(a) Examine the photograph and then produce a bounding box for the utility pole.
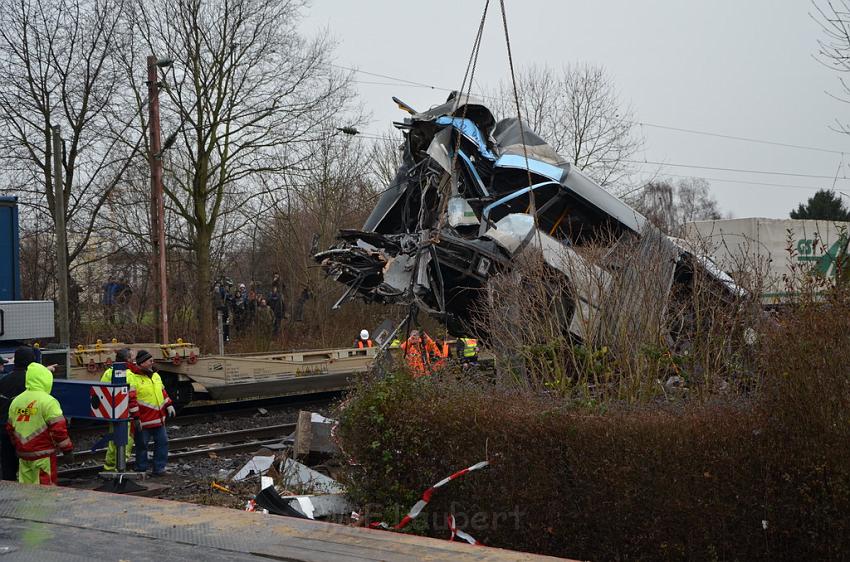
[52,126,70,346]
[147,55,169,345]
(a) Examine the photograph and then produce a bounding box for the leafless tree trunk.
[123,0,358,347]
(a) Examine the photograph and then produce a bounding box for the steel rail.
[59,422,296,478]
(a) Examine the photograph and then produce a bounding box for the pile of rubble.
[206,411,353,521]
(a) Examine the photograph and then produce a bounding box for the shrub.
[337,363,849,560]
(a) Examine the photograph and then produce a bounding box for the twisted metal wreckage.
[315,94,741,346]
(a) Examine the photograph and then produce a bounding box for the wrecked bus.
[315,94,741,348]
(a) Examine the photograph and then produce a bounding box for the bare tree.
[122,0,358,346]
[812,0,850,133]
[630,177,722,235]
[490,63,642,190]
[368,128,405,189]
[0,0,140,282]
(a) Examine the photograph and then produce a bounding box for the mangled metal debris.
[232,455,275,482]
[255,488,354,520]
[279,457,344,494]
[315,93,742,344]
[254,457,352,519]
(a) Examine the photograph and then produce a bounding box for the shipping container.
[684,218,850,304]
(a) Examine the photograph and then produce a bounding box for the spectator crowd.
[212,273,313,342]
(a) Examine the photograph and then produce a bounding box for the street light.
[148,54,170,345]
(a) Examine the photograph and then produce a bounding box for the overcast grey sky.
[303,1,849,219]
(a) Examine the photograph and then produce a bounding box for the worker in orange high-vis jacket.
[130,350,175,476]
[355,329,373,348]
[6,362,73,485]
[400,329,445,377]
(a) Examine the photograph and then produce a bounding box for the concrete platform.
[0,482,566,561]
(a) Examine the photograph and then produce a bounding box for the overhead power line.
[337,64,850,156]
[635,121,846,156]
[332,64,444,90]
[356,129,849,181]
[640,172,836,192]
[627,159,846,180]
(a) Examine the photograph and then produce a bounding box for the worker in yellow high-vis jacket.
[6,363,73,484]
[100,348,137,471]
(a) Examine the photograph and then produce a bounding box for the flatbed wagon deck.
[161,346,379,400]
[69,343,381,406]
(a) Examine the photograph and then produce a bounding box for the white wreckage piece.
[315,92,742,343]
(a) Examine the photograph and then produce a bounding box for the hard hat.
[360,329,369,340]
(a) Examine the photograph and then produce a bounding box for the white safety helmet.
[360,329,369,340]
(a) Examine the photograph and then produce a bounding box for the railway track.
[68,391,340,439]
[177,391,341,423]
[59,422,297,479]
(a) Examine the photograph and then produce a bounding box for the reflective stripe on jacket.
[102,365,140,419]
[461,338,479,358]
[6,363,72,460]
[129,370,171,429]
[400,336,444,377]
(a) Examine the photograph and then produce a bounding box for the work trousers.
[18,455,58,485]
[0,429,19,481]
[103,423,135,471]
[135,425,168,474]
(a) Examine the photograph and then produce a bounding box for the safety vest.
[356,339,373,349]
[401,336,444,377]
[129,370,171,429]
[460,338,479,358]
[6,363,72,460]
[102,364,140,419]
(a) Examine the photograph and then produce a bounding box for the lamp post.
[147,55,172,345]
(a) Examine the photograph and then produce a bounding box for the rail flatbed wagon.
[69,341,380,408]
[158,346,379,402]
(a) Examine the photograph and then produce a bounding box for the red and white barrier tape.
[368,460,490,531]
[447,514,480,545]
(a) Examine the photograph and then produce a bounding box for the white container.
[0,300,54,340]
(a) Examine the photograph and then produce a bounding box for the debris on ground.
[278,457,344,495]
[294,410,339,460]
[231,455,275,482]
[255,488,353,520]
